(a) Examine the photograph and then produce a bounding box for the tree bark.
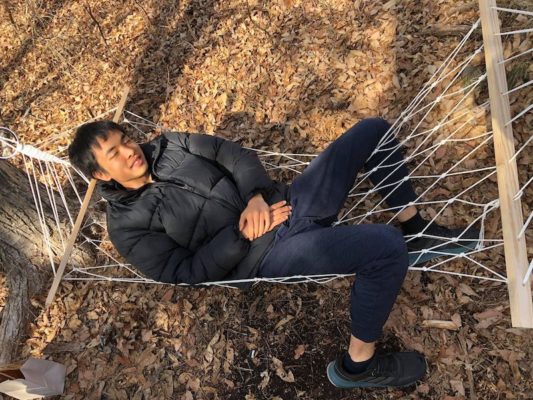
[0,159,92,365]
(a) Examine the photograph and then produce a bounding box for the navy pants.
[258,118,417,342]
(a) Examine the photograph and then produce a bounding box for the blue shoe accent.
[327,361,388,388]
[408,238,480,266]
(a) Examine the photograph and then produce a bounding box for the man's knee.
[344,118,392,152]
[378,222,405,247]
[354,117,391,139]
[377,224,409,275]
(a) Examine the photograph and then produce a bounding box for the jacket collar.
[97,137,163,203]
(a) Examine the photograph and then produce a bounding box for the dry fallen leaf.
[258,370,270,390]
[294,344,305,360]
[271,357,295,383]
[274,315,294,330]
[450,379,465,396]
[181,391,193,400]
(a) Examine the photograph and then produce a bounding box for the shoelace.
[370,354,397,377]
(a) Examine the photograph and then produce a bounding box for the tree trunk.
[0,159,92,365]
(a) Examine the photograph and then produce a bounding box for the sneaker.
[406,223,480,266]
[327,351,427,389]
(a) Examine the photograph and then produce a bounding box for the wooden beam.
[479,0,533,328]
[45,86,130,307]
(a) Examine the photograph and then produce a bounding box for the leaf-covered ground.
[1,0,532,399]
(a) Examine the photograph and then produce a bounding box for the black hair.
[68,120,126,178]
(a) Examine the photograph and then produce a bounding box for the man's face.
[91,130,149,187]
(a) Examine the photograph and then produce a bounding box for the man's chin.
[132,164,148,175]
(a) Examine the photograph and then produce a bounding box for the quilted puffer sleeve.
[164,132,274,203]
[109,223,251,284]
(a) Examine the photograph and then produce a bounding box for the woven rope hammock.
[1,1,531,327]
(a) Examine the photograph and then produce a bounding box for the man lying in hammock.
[68,118,479,389]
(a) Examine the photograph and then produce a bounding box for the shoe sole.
[326,361,424,389]
[408,239,480,266]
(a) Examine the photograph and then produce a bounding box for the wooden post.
[45,86,130,307]
[479,0,533,327]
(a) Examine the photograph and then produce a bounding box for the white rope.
[494,6,533,17]
[123,110,162,128]
[511,133,533,161]
[348,114,489,221]
[51,163,77,230]
[41,161,65,250]
[371,101,489,159]
[0,127,20,159]
[264,161,306,174]
[71,164,90,185]
[380,132,492,218]
[415,243,503,272]
[410,266,506,283]
[122,116,158,127]
[79,234,147,279]
[382,44,484,136]
[64,275,160,283]
[414,165,497,178]
[30,159,55,271]
[518,211,533,240]
[418,242,506,280]
[382,21,482,139]
[124,118,150,137]
[15,143,69,164]
[24,155,57,275]
[69,263,130,270]
[506,103,533,126]
[345,164,496,202]
[497,28,533,36]
[63,164,85,204]
[402,191,493,250]
[390,160,496,231]
[407,74,487,119]
[503,79,533,96]
[253,149,317,157]
[63,262,154,283]
[499,47,533,64]
[478,199,500,248]
[340,112,494,226]
[350,52,487,197]
[250,152,308,164]
[464,254,508,281]
[340,198,500,219]
[387,70,488,168]
[514,175,533,201]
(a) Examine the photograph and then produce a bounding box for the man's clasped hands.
[238,194,292,241]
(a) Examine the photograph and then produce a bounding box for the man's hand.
[239,194,271,240]
[239,198,292,240]
[267,200,292,231]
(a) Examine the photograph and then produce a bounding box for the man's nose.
[125,146,135,158]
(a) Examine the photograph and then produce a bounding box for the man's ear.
[93,169,111,181]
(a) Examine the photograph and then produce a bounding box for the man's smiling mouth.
[130,155,143,168]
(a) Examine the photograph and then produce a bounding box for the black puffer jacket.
[98,132,290,288]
